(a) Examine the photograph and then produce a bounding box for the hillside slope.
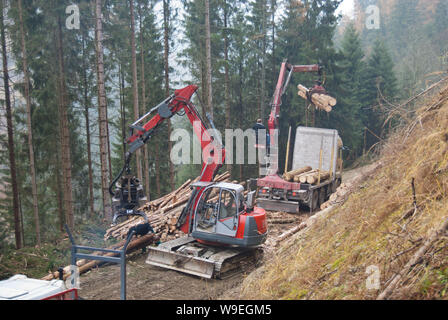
[239,83,448,300]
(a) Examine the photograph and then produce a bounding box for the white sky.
[336,0,355,18]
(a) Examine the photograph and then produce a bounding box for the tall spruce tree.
[331,24,364,160]
[360,39,397,150]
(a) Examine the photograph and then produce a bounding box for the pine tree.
[17,0,40,245]
[1,0,23,249]
[95,0,112,222]
[163,0,175,192]
[360,39,397,150]
[331,24,365,160]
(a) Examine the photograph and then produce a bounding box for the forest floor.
[78,165,369,300]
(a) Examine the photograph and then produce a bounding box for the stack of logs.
[297,84,337,113]
[283,166,331,185]
[104,171,233,242]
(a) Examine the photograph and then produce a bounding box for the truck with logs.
[256,126,343,214]
[252,60,342,214]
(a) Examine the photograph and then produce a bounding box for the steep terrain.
[234,83,448,300]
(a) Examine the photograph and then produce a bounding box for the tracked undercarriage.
[146,236,263,279]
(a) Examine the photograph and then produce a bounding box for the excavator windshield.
[194,185,241,237]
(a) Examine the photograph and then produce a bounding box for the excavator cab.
[146,181,267,279]
[194,183,245,238]
[186,182,267,248]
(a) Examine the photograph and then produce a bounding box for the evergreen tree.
[360,38,397,150]
[331,24,365,160]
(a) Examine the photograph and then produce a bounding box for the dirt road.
[79,166,369,300]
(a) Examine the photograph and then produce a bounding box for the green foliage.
[330,24,365,160]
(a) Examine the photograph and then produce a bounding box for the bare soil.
[78,166,367,300]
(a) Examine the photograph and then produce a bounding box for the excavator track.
[146,236,263,279]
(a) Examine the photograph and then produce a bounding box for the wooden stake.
[284,126,292,175]
[317,137,324,185]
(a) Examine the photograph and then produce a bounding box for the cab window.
[219,190,238,220]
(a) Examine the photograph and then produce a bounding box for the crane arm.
[267,61,321,148]
[111,84,225,233]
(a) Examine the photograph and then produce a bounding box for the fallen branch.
[377,216,448,300]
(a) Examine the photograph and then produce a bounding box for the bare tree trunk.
[56,17,74,230]
[163,0,174,191]
[130,0,143,183]
[238,59,244,182]
[95,0,112,222]
[155,141,161,197]
[106,104,112,183]
[1,2,22,249]
[139,4,150,201]
[81,33,95,219]
[119,63,126,163]
[18,0,40,245]
[200,60,206,119]
[204,0,213,119]
[271,0,276,77]
[223,0,231,175]
[259,0,267,121]
[55,153,64,232]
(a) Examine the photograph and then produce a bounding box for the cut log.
[283,166,312,182]
[297,84,336,113]
[295,170,319,183]
[306,171,330,185]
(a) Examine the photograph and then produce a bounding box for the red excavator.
[110,84,267,279]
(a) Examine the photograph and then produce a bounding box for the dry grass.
[239,85,448,300]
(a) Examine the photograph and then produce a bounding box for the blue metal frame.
[65,225,135,300]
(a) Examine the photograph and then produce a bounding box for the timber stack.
[283,166,331,185]
[104,171,232,242]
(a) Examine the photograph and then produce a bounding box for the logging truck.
[256,126,343,214]
[252,60,341,214]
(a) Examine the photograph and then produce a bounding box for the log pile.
[320,182,350,210]
[297,84,337,112]
[283,166,331,185]
[302,170,330,185]
[104,171,232,243]
[283,166,312,182]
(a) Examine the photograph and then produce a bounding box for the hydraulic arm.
[109,85,225,231]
